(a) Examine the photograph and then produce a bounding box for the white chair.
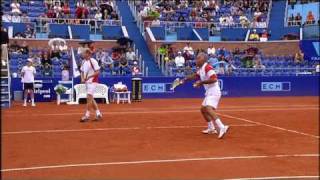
[74,83,109,104]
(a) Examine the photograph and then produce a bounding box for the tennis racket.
[170,78,183,90]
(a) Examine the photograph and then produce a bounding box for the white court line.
[2,124,257,135]
[2,107,318,117]
[64,104,319,112]
[1,154,318,172]
[219,113,320,139]
[223,175,320,180]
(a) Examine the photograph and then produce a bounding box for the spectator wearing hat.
[21,58,36,107]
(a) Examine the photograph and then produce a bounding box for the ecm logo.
[261,82,291,92]
[143,83,166,93]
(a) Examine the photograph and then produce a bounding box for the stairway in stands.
[116,1,163,76]
[1,46,11,108]
[268,0,300,40]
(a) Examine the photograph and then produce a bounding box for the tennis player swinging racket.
[171,52,229,139]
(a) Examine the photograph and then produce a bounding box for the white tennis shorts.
[202,94,221,109]
[86,83,97,95]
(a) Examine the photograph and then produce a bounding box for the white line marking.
[223,175,320,180]
[219,113,320,139]
[1,154,318,172]
[2,107,318,117]
[2,124,257,135]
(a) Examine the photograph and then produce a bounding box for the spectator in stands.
[94,9,103,20]
[11,0,21,15]
[47,4,56,18]
[100,51,114,69]
[25,25,35,38]
[294,50,304,64]
[288,13,295,26]
[111,50,121,62]
[2,12,12,22]
[11,12,21,23]
[175,51,185,68]
[31,53,41,67]
[9,40,21,54]
[315,62,320,74]
[242,45,258,68]
[53,2,62,17]
[14,32,25,39]
[306,11,315,25]
[207,44,216,55]
[20,41,29,55]
[61,65,70,81]
[119,55,129,75]
[183,43,194,61]
[240,14,250,28]
[1,27,9,67]
[62,2,71,17]
[253,57,266,70]
[132,60,141,76]
[21,13,30,23]
[208,53,219,68]
[249,29,260,41]
[41,52,52,66]
[42,62,53,77]
[126,48,136,62]
[295,13,302,26]
[260,29,269,42]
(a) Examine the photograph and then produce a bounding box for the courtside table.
[113,91,131,104]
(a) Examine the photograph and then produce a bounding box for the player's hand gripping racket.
[170,78,184,91]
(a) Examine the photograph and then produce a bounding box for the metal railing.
[166,67,317,77]
[5,17,122,34]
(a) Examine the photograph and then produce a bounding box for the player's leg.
[92,99,102,121]
[81,84,93,122]
[201,98,217,134]
[88,83,102,121]
[23,84,28,106]
[30,83,35,106]
[205,96,229,138]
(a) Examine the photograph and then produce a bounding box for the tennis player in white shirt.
[80,48,102,122]
[182,52,229,139]
[21,58,36,107]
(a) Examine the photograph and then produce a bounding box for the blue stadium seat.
[48,24,69,39]
[70,24,90,40]
[102,26,123,40]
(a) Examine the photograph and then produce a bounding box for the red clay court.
[1,96,319,180]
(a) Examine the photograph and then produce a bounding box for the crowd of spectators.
[2,0,119,23]
[288,11,317,26]
[135,0,270,28]
[157,42,277,76]
[248,29,270,41]
[8,40,141,78]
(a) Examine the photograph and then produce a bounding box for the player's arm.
[85,69,100,80]
[81,71,85,83]
[21,68,25,78]
[194,73,217,87]
[182,73,199,83]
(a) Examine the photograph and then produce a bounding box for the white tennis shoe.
[202,128,218,134]
[218,125,229,139]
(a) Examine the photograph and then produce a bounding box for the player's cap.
[178,51,182,54]
[27,58,33,63]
